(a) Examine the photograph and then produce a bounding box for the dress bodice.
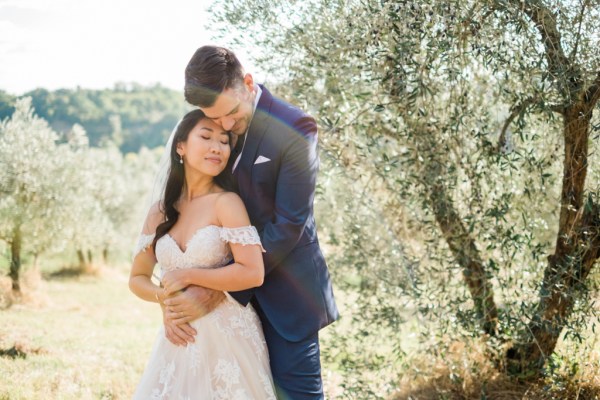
[134,225,263,273]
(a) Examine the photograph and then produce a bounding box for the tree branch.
[585,70,600,108]
[549,103,566,114]
[462,6,496,38]
[515,0,570,77]
[381,124,499,336]
[498,97,566,150]
[500,0,582,99]
[568,0,589,63]
[498,97,536,151]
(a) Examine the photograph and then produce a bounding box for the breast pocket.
[252,157,277,190]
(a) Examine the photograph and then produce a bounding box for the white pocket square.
[254,156,271,165]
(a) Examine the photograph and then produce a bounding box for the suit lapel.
[239,85,272,176]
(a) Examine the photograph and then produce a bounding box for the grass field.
[0,265,347,399]
[1,264,599,399]
[0,265,168,400]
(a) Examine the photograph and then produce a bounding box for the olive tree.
[0,98,77,291]
[40,127,159,269]
[210,0,600,384]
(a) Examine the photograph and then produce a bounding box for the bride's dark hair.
[152,109,235,251]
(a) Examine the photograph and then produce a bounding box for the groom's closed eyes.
[205,102,240,121]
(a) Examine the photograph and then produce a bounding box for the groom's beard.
[232,115,251,135]
[231,95,255,135]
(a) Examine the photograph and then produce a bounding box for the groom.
[162,46,338,399]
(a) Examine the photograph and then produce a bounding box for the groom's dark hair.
[184,46,245,107]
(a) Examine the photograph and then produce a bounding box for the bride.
[129,109,276,399]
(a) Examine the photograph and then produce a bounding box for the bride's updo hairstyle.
[152,109,235,251]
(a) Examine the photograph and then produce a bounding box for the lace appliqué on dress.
[133,233,155,259]
[219,226,266,252]
[150,356,175,400]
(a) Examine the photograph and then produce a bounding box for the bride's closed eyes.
[197,127,230,145]
[200,136,229,144]
[200,135,229,145]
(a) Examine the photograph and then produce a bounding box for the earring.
[179,155,183,164]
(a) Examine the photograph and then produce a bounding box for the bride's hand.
[161,270,189,296]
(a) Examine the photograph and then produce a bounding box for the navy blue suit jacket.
[229,86,339,342]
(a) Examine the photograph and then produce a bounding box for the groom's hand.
[161,303,196,346]
[162,286,226,345]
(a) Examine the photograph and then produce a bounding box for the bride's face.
[177,118,231,176]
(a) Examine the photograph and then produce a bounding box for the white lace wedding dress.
[132,225,276,400]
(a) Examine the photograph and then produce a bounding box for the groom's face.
[200,74,255,136]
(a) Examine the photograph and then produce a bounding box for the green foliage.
[210,0,600,394]
[0,84,190,153]
[0,97,161,279]
[0,97,68,253]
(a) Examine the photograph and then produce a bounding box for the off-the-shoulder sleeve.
[132,233,155,259]
[220,226,266,252]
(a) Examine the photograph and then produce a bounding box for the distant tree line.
[0,83,190,153]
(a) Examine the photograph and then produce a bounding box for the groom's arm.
[260,115,319,274]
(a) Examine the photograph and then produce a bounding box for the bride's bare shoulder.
[214,192,249,226]
[214,191,244,208]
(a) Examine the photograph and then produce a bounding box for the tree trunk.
[426,157,499,336]
[9,225,22,293]
[77,249,86,269]
[386,120,501,336]
[506,103,600,377]
[379,15,500,334]
[102,247,109,264]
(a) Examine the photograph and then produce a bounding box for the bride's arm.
[129,203,166,305]
[162,193,265,295]
[129,247,165,304]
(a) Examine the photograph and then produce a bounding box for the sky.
[0,0,260,95]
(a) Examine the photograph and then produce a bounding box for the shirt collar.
[252,84,262,114]
[243,84,261,136]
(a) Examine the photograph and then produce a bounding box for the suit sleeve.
[260,116,319,275]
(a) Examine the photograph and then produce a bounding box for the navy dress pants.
[252,300,324,399]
